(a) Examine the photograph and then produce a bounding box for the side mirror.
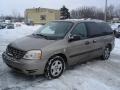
[68,35,81,42]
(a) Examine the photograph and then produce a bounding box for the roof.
[54,19,105,23]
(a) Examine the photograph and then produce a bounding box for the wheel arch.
[44,53,68,72]
[44,53,68,79]
[48,53,68,65]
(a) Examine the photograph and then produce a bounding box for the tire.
[101,46,111,60]
[44,56,66,79]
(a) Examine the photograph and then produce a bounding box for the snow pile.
[0,24,41,43]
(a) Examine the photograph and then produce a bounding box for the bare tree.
[107,5,114,20]
[70,5,120,20]
[114,5,120,18]
[12,10,24,22]
[70,6,104,20]
[12,10,20,18]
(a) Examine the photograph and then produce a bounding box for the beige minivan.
[2,19,115,79]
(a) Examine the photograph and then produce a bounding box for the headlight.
[23,50,42,60]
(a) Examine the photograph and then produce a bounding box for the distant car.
[0,25,2,29]
[15,23,21,27]
[110,23,120,38]
[115,28,120,38]
[0,24,6,29]
[6,24,14,29]
[111,23,120,31]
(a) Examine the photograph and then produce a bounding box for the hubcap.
[51,60,63,76]
[104,48,110,59]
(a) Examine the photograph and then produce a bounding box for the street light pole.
[104,0,108,21]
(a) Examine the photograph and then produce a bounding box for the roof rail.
[66,18,93,20]
[63,18,105,23]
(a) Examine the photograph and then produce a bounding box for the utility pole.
[104,0,108,22]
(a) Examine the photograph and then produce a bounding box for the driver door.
[66,23,93,65]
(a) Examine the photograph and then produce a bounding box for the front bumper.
[2,52,47,75]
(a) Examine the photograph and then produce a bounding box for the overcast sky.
[0,0,120,16]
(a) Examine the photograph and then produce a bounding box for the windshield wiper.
[32,34,63,40]
[33,33,48,39]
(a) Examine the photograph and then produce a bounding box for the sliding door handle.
[93,40,97,43]
[85,41,90,45]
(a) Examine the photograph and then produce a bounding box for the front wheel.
[101,47,111,60]
[44,56,65,79]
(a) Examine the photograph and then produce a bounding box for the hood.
[9,35,55,51]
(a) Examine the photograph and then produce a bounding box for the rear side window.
[86,22,113,38]
[71,23,87,39]
[85,22,102,37]
[99,23,113,35]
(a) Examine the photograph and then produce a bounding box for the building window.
[49,10,53,13]
[40,15,46,20]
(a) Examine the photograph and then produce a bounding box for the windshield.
[33,21,73,40]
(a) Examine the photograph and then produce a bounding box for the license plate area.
[3,53,23,69]
[3,53,20,64]
[5,54,16,61]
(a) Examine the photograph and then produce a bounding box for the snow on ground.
[0,25,120,90]
[0,24,40,41]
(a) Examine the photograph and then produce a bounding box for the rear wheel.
[101,46,111,60]
[44,56,65,79]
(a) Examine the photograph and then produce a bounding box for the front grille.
[6,45,26,59]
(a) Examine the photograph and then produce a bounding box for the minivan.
[2,19,115,79]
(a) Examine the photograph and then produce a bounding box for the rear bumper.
[2,52,47,75]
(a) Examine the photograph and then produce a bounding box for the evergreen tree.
[60,5,70,19]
